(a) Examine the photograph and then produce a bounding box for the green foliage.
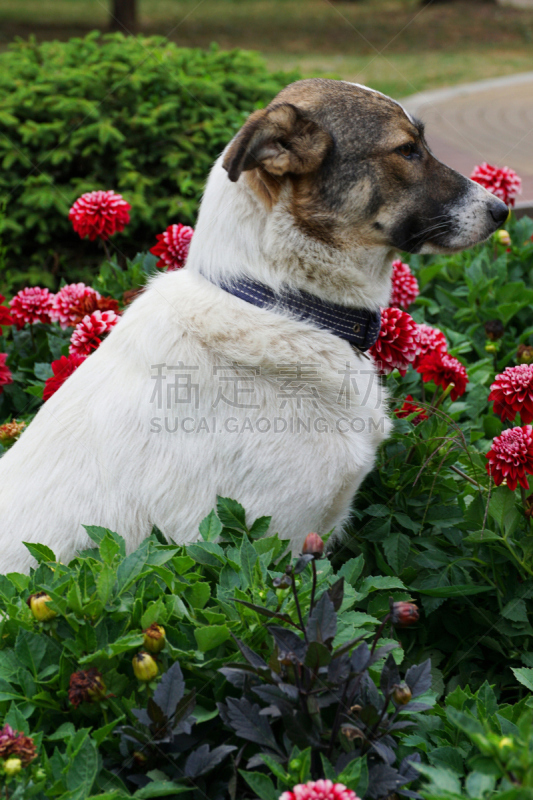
[0,500,420,798]
[336,214,533,699]
[406,681,533,799]
[0,32,299,287]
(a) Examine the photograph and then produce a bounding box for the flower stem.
[290,574,307,640]
[310,560,317,613]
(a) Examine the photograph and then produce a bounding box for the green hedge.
[0,33,298,284]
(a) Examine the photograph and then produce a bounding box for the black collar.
[211,276,381,352]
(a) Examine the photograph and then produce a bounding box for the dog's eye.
[397,143,417,159]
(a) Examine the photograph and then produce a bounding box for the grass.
[0,0,533,97]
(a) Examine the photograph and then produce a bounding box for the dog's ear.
[223,103,332,183]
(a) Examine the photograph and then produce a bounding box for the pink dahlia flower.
[51,283,101,329]
[370,307,419,376]
[486,425,533,491]
[9,287,55,328]
[391,259,419,309]
[0,724,37,766]
[69,190,131,241]
[43,354,87,401]
[413,323,448,367]
[416,350,468,401]
[489,364,533,425]
[470,163,521,207]
[150,223,194,270]
[69,310,120,356]
[279,780,359,800]
[0,353,12,394]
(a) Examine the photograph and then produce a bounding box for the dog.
[0,79,507,572]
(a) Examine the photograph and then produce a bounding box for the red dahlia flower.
[486,425,533,491]
[69,310,120,356]
[391,259,419,309]
[394,395,428,424]
[150,223,194,270]
[50,283,101,329]
[0,294,13,334]
[0,353,12,394]
[413,323,447,367]
[9,287,54,328]
[280,781,360,800]
[489,364,533,425]
[69,190,131,241]
[416,350,468,401]
[43,354,87,401]
[370,307,419,376]
[470,163,521,207]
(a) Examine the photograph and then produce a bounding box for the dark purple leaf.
[153,661,185,719]
[172,690,197,734]
[147,697,167,726]
[350,642,371,673]
[235,599,296,627]
[332,634,366,660]
[184,743,236,778]
[305,641,332,671]
[306,591,337,645]
[405,659,432,698]
[131,708,151,727]
[233,637,269,669]
[380,654,401,696]
[369,739,396,765]
[399,753,421,783]
[293,554,314,574]
[370,643,398,666]
[221,697,283,755]
[367,765,407,799]
[268,626,307,662]
[327,577,345,611]
[328,653,350,683]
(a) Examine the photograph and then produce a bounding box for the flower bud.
[34,768,46,782]
[517,344,533,365]
[3,758,22,777]
[484,342,498,353]
[391,601,419,627]
[143,623,166,654]
[302,532,324,558]
[484,320,504,341]
[133,751,148,766]
[392,682,412,705]
[68,668,107,707]
[132,651,158,682]
[26,592,57,622]
[494,229,511,246]
[289,759,302,771]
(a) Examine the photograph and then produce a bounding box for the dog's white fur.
[0,81,503,572]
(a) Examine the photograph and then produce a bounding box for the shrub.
[0,33,299,287]
[0,501,425,798]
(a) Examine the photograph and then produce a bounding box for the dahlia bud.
[484,320,504,341]
[143,623,166,654]
[3,758,22,777]
[68,668,107,707]
[132,652,158,682]
[302,532,324,558]
[517,344,533,365]
[289,759,302,771]
[485,342,498,354]
[498,737,513,759]
[391,601,419,627]
[133,751,148,766]
[494,229,511,246]
[392,682,412,705]
[26,592,57,622]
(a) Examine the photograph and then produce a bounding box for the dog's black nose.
[489,199,509,227]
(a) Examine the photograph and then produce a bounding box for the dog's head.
[222,79,507,255]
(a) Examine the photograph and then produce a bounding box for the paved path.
[402,73,533,210]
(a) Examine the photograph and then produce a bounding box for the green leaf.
[96,564,115,605]
[511,667,533,692]
[383,533,410,572]
[194,624,231,652]
[249,516,272,539]
[199,509,222,542]
[240,771,279,800]
[22,542,56,563]
[116,540,150,592]
[100,532,121,564]
[414,585,493,598]
[185,582,210,609]
[217,496,248,532]
[66,737,98,793]
[15,629,47,676]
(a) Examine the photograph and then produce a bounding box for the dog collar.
[212,277,381,351]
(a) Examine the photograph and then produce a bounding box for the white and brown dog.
[0,79,507,571]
